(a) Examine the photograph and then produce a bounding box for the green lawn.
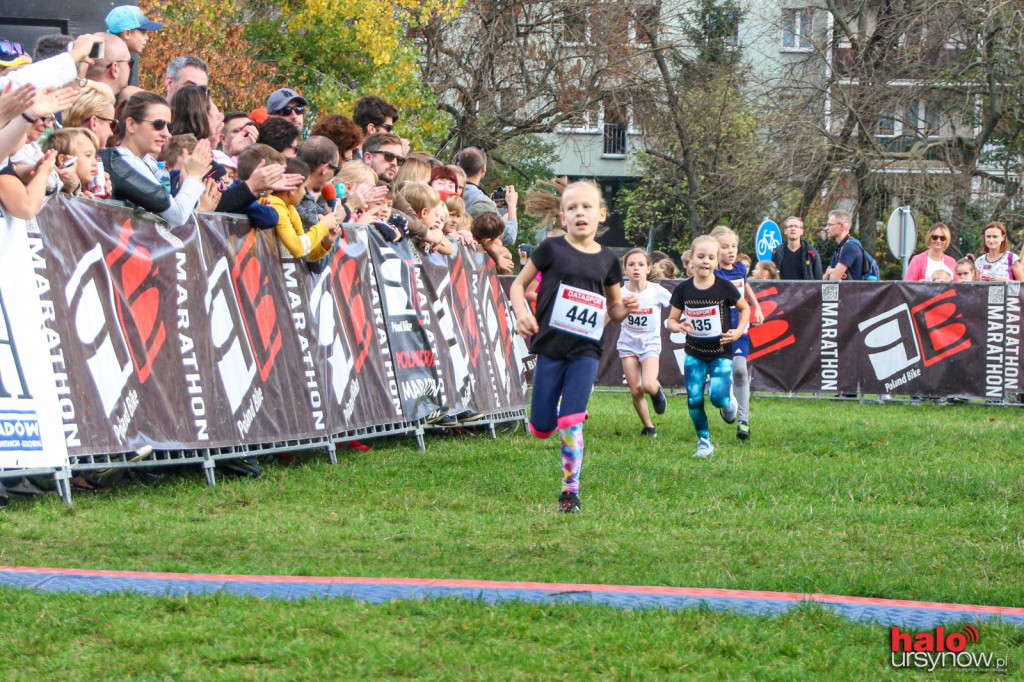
[2,394,1023,678]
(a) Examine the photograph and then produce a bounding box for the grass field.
[2,393,1023,679]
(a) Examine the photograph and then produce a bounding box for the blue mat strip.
[2,567,1022,629]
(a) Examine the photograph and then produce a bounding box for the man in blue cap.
[105,5,163,86]
[267,88,307,130]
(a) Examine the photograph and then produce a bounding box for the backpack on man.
[842,237,880,281]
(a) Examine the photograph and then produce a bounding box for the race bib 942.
[550,282,606,341]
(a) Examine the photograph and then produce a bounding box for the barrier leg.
[54,467,72,507]
[202,451,216,487]
[415,426,425,453]
[488,422,497,440]
[326,443,337,465]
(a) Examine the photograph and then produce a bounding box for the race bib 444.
[550,283,606,341]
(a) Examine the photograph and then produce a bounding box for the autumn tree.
[138,0,278,110]
[618,0,783,248]
[139,0,459,147]
[244,0,460,148]
[765,0,1024,253]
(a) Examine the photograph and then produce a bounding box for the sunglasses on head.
[371,150,405,165]
[138,118,170,131]
[0,40,24,60]
[273,105,305,116]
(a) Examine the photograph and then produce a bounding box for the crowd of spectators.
[0,8,523,279]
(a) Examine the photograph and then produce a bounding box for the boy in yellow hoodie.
[261,157,344,259]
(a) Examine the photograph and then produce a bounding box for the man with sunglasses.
[84,34,132,96]
[267,88,307,130]
[823,209,865,281]
[361,132,405,184]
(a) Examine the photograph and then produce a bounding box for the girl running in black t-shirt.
[510,181,639,513]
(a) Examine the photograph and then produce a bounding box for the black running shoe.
[456,409,485,423]
[640,426,658,438]
[430,412,458,427]
[652,387,667,415]
[558,491,581,513]
[736,421,751,441]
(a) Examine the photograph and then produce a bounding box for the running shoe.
[424,408,448,424]
[720,389,738,424]
[640,426,658,438]
[435,413,459,427]
[652,387,667,415]
[558,490,581,513]
[736,421,750,440]
[456,409,485,423]
[693,437,715,458]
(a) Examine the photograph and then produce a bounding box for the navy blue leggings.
[528,354,599,437]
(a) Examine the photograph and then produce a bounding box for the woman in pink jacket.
[904,222,958,281]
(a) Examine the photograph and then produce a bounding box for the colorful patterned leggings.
[684,354,734,440]
[528,354,599,494]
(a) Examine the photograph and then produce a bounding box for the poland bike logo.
[890,625,1006,672]
[856,289,971,388]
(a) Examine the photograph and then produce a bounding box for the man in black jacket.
[771,217,822,280]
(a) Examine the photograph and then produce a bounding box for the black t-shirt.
[780,246,804,279]
[530,236,623,360]
[669,275,742,358]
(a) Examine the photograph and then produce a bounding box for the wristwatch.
[77,77,89,88]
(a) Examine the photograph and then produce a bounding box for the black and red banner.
[30,196,525,456]
[583,278,1023,400]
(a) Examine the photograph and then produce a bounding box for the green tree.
[244,0,459,146]
[621,0,780,250]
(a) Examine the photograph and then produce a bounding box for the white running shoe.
[720,388,738,424]
[694,437,715,458]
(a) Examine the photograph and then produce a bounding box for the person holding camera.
[454,145,518,247]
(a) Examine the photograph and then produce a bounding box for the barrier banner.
[194,213,320,446]
[35,197,196,454]
[583,277,1024,401]
[2,215,69,468]
[469,251,529,412]
[366,229,443,421]
[838,281,1017,398]
[323,227,404,428]
[418,245,480,413]
[497,276,538,386]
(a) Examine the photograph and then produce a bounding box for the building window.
[782,8,813,50]
[561,102,601,133]
[602,104,630,157]
[710,7,741,48]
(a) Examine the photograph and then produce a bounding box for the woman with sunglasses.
[63,81,118,149]
[904,222,959,281]
[105,91,211,227]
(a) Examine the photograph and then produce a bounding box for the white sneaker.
[720,389,738,424]
[694,437,715,458]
